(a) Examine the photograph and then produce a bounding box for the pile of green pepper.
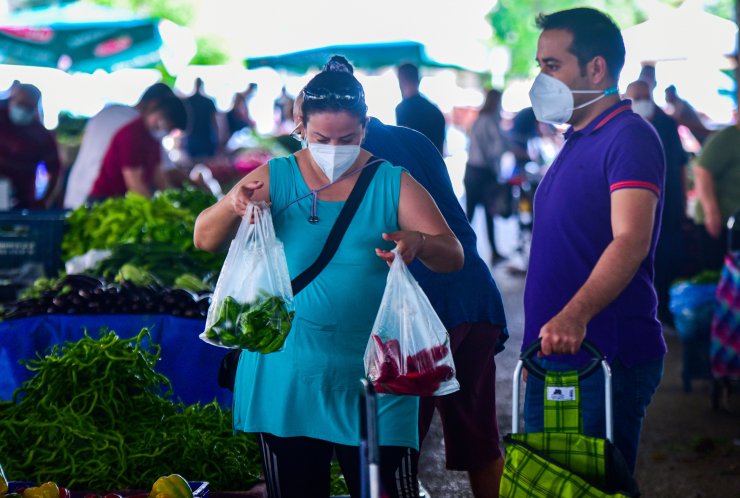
[205,295,294,353]
[0,329,262,491]
[61,187,219,262]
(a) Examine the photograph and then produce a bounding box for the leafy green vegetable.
[206,295,294,353]
[114,263,155,286]
[174,273,212,293]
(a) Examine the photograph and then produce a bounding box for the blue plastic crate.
[0,209,67,277]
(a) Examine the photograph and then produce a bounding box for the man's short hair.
[155,96,188,131]
[397,62,420,85]
[536,7,626,81]
[15,83,42,105]
[139,82,175,104]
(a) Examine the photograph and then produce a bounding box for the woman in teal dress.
[194,57,463,498]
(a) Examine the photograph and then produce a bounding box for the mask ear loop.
[572,87,619,111]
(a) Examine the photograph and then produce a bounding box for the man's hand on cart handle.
[538,311,587,356]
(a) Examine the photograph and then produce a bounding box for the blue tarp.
[0,314,231,407]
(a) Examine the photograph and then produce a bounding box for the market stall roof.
[0,2,162,72]
[245,41,473,73]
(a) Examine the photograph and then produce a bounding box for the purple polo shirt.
[523,100,666,367]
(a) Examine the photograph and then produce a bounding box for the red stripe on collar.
[593,102,631,132]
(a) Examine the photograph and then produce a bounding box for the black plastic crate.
[0,209,68,277]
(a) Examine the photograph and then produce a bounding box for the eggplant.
[62,274,104,291]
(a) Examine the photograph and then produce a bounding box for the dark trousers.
[464,166,502,257]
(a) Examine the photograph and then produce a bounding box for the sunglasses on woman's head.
[302,87,364,103]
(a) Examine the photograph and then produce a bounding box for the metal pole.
[511,360,524,433]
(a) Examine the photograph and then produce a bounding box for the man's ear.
[588,56,609,86]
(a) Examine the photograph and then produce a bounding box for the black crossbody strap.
[291,157,382,295]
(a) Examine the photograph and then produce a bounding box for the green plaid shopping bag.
[501,340,639,498]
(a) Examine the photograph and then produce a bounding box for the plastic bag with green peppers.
[200,202,294,353]
[203,294,294,353]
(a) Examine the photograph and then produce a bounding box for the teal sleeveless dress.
[232,155,419,449]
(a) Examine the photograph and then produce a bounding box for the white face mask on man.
[529,73,618,125]
[307,143,361,183]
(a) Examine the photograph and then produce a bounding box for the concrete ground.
[416,213,740,498]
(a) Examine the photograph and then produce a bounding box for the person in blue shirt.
[294,56,509,498]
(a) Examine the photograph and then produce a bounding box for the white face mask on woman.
[529,73,618,125]
[308,143,361,182]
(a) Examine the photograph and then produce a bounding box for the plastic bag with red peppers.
[369,335,456,396]
[364,249,459,396]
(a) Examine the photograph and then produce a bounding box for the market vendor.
[0,83,61,209]
[87,96,187,201]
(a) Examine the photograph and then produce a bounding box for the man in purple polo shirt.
[522,7,666,474]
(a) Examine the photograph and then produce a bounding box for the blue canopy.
[0,2,162,72]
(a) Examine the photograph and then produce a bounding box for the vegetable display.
[0,328,262,490]
[92,242,220,290]
[368,335,454,396]
[0,275,209,320]
[204,295,293,353]
[61,187,219,263]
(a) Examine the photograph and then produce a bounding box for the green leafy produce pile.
[205,295,293,353]
[0,328,262,491]
[61,187,219,263]
[92,242,219,289]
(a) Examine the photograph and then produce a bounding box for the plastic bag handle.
[520,338,604,380]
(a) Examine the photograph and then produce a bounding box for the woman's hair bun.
[322,55,354,74]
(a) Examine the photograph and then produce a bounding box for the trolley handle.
[520,338,604,381]
[511,338,614,442]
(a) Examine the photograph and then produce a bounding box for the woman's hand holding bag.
[200,201,294,353]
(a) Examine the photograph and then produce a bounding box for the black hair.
[397,62,420,84]
[139,82,175,104]
[479,89,502,115]
[536,8,625,81]
[155,96,188,131]
[301,55,367,124]
[322,54,354,74]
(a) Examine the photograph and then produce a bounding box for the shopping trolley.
[501,339,639,497]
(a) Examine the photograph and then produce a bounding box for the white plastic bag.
[200,201,294,352]
[364,249,459,396]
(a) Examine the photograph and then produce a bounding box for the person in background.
[185,78,219,160]
[195,56,463,498]
[465,88,509,265]
[293,56,509,498]
[396,62,446,154]
[64,83,175,209]
[225,92,253,138]
[522,8,665,474]
[664,84,713,146]
[0,83,61,209]
[693,120,740,270]
[0,80,20,109]
[274,85,295,133]
[625,79,689,324]
[88,96,187,201]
